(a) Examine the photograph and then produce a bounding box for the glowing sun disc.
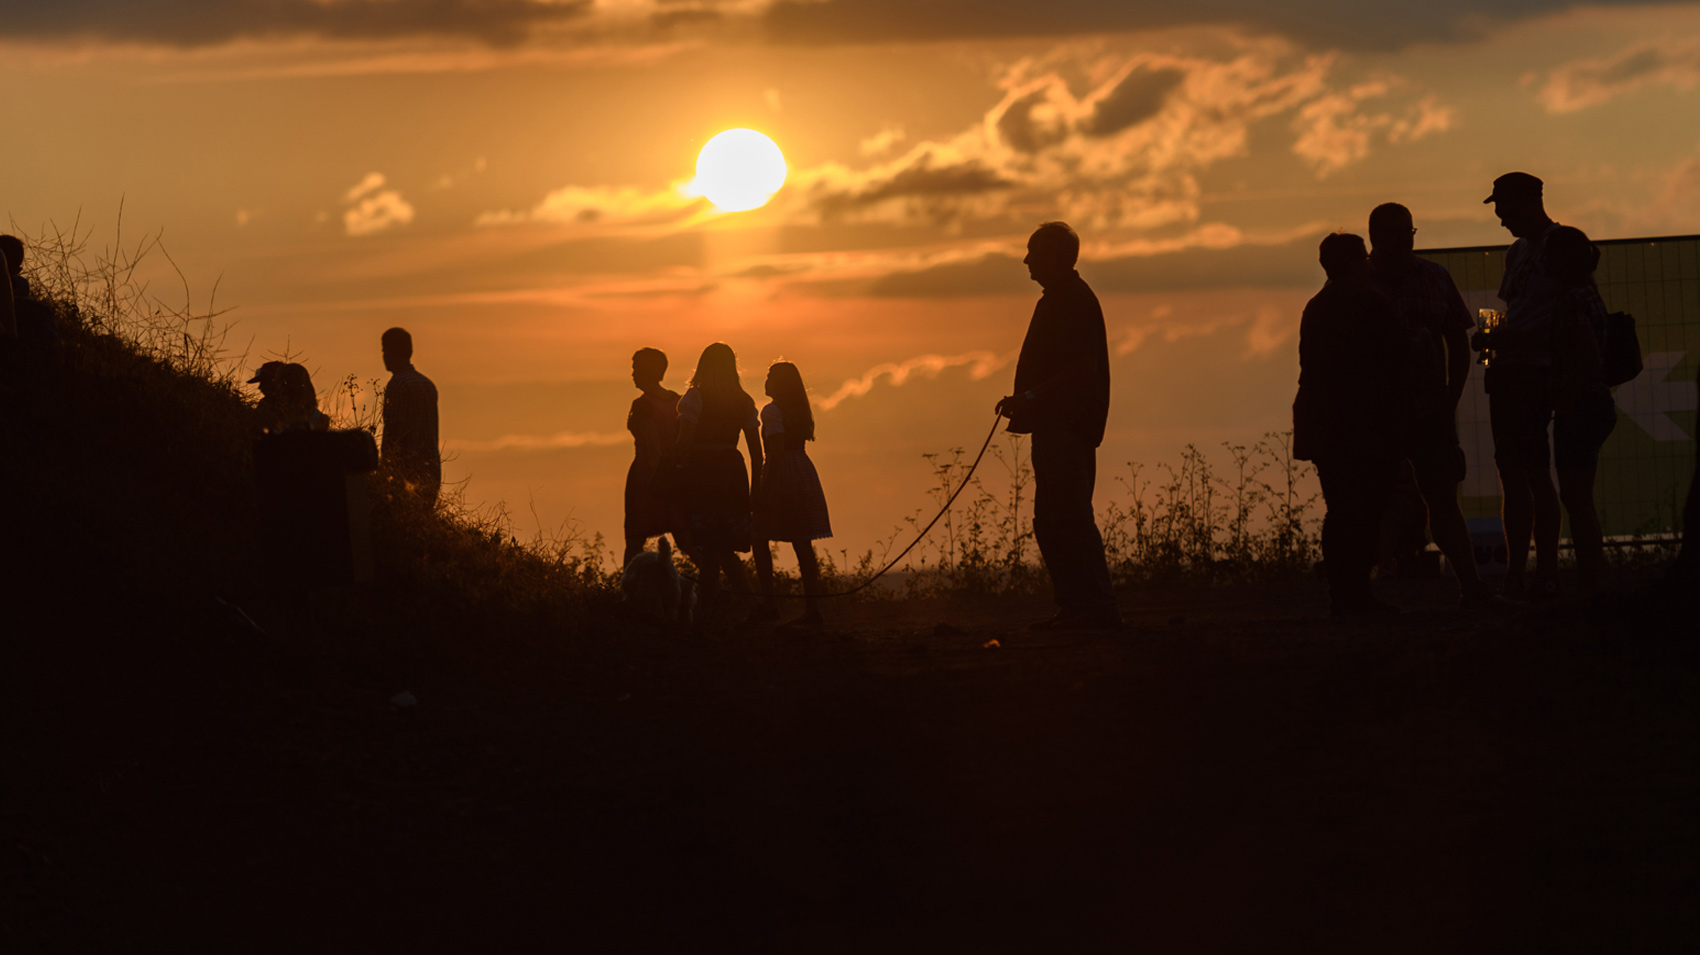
[695,128,787,212]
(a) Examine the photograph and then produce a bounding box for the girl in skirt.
[674,342,762,607]
[751,361,833,626]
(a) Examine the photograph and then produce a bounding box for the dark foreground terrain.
[4,574,1697,952]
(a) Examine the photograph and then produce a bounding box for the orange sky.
[6,2,1700,560]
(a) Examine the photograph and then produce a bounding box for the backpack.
[1602,311,1643,387]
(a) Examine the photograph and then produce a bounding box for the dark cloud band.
[0,0,589,48]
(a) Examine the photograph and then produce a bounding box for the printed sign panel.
[1418,236,1699,537]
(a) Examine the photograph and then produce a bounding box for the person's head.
[1543,226,1599,289]
[280,363,318,410]
[0,236,22,277]
[381,326,413,373]
[1319,232,1370,285]
[1368,203,1415,257]
[690,342,746,401]
[1024,221,1080,286]
[248,360,287,398]
[764,360,815,442]
[632,347,668,389]
[1484,172,1548,238]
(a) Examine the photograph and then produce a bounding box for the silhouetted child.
[674,342,762,610]
[624,347,683,567]
[1,234,58,350]
[750,361,832,626]
[380,326,441,505]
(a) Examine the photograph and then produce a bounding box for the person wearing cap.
[380,327,441,504]
[1479,172,1566,600]
[251,361,329,433]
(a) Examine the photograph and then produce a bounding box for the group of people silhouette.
[6,170,1688,626]
[1297,172,1637,616]
[624,221,1122,631]
[624,344,835,626]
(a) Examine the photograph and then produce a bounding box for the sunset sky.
[6,1,1700,561]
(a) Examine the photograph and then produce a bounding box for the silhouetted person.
[674,342,762,611]
[624,347,683,567]
[1368,203,1496,607]
[1545,226,1616,591]
[1480,172,1565,600]
[0,235,58,350]
[997,221,1120,631]
[751,360,832,627]
[1294,233,1405,617]
[380,327,441,505]
[252,361,330,434]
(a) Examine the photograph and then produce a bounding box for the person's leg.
[1029,432,1076,619]
[1317,460,1362,610]
[1416,472,1483,597]
[751,540,780,619]
[1499,466,1534,594]
[792,541,823,624]
[1558,466,1604,589]
[1058,434,1118,623]
[1531,469,1561,589]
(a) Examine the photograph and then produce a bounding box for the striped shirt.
[382,364,440,491]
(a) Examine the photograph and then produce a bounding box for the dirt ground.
[4,574,1697,952]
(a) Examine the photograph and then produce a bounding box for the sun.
[694,129,787,212]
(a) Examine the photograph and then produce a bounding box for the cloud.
[1291,83,1454,177]
[786,43,1451,231]
[451,430,628,452]
[818,351,1009,409]
[476,181,707,227]
[1537,39,1700,113]
[343,173,415,236]
[0,0,591,48]
[759,0,1688,52]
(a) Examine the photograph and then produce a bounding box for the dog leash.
[677,412,1005,599]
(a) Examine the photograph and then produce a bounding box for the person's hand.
[996,393,1032,418]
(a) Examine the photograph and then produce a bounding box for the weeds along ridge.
[7,211,1318,613]
[758,433,1323,600]
[3,214,621,638]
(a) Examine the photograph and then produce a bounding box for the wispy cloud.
[476,180,707,228]
[1536,38,1700,113]
[451,430,628,452]
[818,350,1009,409]
[343,172,415,236]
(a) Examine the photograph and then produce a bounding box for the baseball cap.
[1484,172,1543,204]
[248,360,286,385]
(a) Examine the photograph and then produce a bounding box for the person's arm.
[630,403,663,476]
[1443,325,1471,407]
[744,421,763,498]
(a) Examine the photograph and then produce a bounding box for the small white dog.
[620,535,696,625]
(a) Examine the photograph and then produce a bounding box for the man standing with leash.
[998,221,1122,631]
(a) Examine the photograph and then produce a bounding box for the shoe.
[1529,576,1560,603]
[1029,610,1077,631]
